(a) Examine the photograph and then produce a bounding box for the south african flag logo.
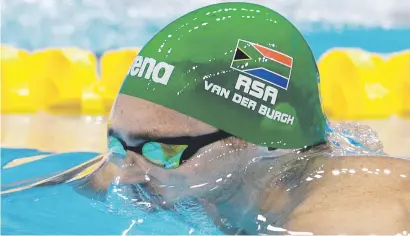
[230,39,293,90]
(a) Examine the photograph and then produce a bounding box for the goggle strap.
[179,130,232,164]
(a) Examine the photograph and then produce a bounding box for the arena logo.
[128,56,175,85]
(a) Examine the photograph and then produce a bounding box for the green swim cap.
[119,2,327,149]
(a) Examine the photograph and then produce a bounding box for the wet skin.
[85,94,410,235]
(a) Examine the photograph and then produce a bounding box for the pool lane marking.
[3,154,50,169]
[1,154,104,195]
[66,159,104,183]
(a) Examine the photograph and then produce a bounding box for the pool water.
[1,148,223,235]
[1,119,409,235]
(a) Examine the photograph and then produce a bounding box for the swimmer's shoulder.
[324,155,410,173]
[305,154,410,202]
[285,155,410,233]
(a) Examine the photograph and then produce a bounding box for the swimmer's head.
[107,2,327,205]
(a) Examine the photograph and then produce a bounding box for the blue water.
[304,28,410,59]
[1,148,223,235]
[2,1,409,233]
[3,27,409,59]
[2,0,410,56]
[0,121,400,235]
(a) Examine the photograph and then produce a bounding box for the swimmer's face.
[109,94,261,204]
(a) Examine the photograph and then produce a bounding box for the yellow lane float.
[1,44,408,118]
[95,48,140,112]
[319,48,400,120]
[319,48,366,120]
[1,45,36,113]
[384,50,410,118]
[29,47,99,114]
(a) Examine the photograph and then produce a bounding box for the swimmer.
[4,2,409,235]
[96,3,410,233]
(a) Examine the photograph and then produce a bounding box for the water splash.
[99,119,389,234]
[102,182,223,234]
[326,121,386,156]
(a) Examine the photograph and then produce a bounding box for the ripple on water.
[327,121,386,156]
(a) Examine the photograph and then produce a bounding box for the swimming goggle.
[111,130,233,169]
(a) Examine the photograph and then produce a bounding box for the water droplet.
[332,170,340,176]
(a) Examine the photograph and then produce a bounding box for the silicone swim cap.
[119,2,327,149]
